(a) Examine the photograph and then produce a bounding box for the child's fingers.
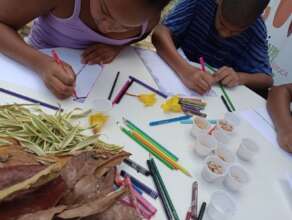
[222,75,234,86]
[47,76,75,99]
[202,73,215,87]
[54,65,75,86]
[82,45,98,57]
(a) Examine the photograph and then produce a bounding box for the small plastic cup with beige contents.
[217,119,235,135]
[237,138,259,161]
[224,165,249,192]
[194,133,217,157]
[214,146,235,166]
[201,156,227,183]
[191,116,210,139]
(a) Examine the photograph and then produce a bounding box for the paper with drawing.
[0,47,102,101]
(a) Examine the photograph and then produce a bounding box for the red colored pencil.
[112,79,134,105]
[199,57,206,72]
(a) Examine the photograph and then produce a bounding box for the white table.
[0,47,291,220]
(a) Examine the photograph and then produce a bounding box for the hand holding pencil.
[39,50,76,99]
[178,64,215,95]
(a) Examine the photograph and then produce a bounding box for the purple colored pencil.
[112,79,134,105]
[0,87,62,111]
[191,182,198,220]
[129,76,168,99]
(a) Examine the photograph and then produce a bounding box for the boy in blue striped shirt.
[152,0,272,95]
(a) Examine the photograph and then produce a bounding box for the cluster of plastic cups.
[190,113,260,192]
[189,113,261,220]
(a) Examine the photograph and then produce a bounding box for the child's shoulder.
[248,17,268,39]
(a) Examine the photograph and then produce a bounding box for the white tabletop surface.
[0,47,291,220]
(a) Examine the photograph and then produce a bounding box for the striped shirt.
[164,0,272,75]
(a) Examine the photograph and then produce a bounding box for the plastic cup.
[224,112,241,127]
[191,117,210,138]
[213,126,231,145]
[214,146,235,166]
[237,138,259,161]
[194,133,217,157]
[217,120,235,135]
[201,156,227,183]
[224,165,249,192]
[206,191,236,220]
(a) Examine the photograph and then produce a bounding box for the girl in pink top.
[0,0,170,99]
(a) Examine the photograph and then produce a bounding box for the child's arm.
[152,24,214,95]
[267,84,292,152]
[0,0,75,99]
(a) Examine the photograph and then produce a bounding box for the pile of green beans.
[0,104,122,156]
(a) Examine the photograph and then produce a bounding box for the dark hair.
[145,0,172,10]
[221,0,270,27]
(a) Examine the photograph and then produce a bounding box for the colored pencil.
[220,84,236,111]
[123,158,151,176]
[51,49,77,97]
[121,170,158,199]
[147,159,173,220]
[0,87,62,111]
[197,202,207,220]
[221,95,232,112]
[123,118,179,161]
[191,182,198,220]
[148,158,180,220]
[112,79,134,105]
[199,57,206,72]
[120,126,174,169]
[129,76,168,99]
[205,63,236,111]
[182,107,207,118]
[149,115,192,126]
[131,130,191,177]
[108,71,120,100]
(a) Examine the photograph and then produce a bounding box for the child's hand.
[277,129,292,153]
[82,44,124,65]
[41,60,76,99]
[180,66,214,95]
[214,66,240,88]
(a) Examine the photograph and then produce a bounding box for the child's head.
[90,0,170,33]
[215,0,270,38]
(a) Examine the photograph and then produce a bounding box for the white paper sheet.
[0,48,102,101]
[135,48,217,97]
[239,108,278,147]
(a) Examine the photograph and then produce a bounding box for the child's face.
[215,3,248,38]
[90,0,155,33]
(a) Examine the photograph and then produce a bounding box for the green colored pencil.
[219,84,236,111]
[147,160,173,220]
[149,158,180,220]
[206,63,236,111]
[120,126,174,170]
[123,118,179,161]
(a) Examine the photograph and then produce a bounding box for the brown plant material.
[0,176,66,220]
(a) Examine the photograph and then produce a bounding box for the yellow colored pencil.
[132,130,192,177]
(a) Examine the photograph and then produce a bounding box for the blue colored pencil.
[149,115,192,126]
[129,76,168,99]
[0,87,62,111]
[121,170,158,199]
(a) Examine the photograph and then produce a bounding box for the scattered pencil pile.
[119,118,192,177]
[179,97,207,118]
